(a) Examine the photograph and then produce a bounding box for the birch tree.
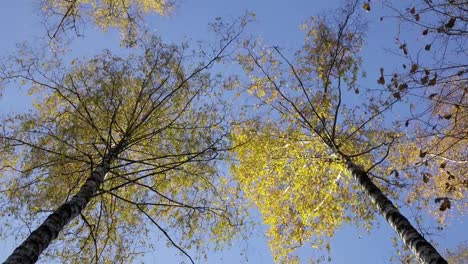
[0,31,244,263]
[230,1,447,263]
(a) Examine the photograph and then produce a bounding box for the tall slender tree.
[0,30,245,263]
[231,1,447,263]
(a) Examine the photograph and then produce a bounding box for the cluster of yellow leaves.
[246,76,280,103]
[42,0,173,42]
[232,16,389,263]
[298,16,362,92]
[230,123,373,263]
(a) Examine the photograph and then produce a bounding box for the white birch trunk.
[344,157,447,264]
[3,150,116,264]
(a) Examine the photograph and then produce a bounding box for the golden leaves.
[1,40,242,262]
[43,0,173,43]
[230,123,373,262]
[300,15,363,91]
[363,2,371,12]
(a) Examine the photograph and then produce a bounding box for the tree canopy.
[0,34,244,263]
[230,1,452,262]
[0,0,466,263]
[41,0,174,44]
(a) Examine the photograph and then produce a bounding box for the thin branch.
[136,205,195,264]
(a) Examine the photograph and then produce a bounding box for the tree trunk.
[343,156,447,264]
[4,149,117,264]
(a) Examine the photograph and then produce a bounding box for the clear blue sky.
[0,1,466,263]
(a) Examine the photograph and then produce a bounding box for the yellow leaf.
[363,3,371,12]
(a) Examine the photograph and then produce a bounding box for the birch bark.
[343,156,447,264]
[3,148,118,264]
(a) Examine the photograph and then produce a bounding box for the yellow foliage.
[0,42,240,262]
[42,0,173,42]
[230,123,369,263]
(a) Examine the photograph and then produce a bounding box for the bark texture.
[344,157,447,264]
[3,151,116,264]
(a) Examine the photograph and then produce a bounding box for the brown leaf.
[415,14,420,21]
[399,43,408,55]
[377,68,385,85]
[425,44,431,51]
[428,74,437,86]
[421,76,428,85]
[445,182,455,193]
[442,113,452,120]
[447,171,455,180]
[378,76,385,85]
[428,93,438,99]
[419,150,427,158]
[398,83,408,91]
[393,92,401,99]
[410,64,419,74]
[445,17,456,29]
[423,172,431,183]
[440,162,447,169]
[422,29,429,35]
[410,7,416,14]
[439,198,451,211]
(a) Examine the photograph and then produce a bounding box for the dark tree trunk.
[4,149,118,264]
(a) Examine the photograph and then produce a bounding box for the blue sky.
[0,0,466,263]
